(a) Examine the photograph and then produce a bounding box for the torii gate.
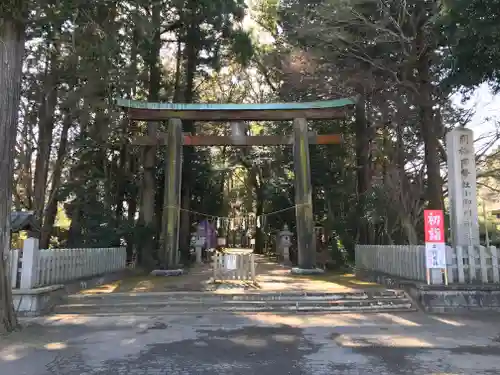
[117,98,356,270]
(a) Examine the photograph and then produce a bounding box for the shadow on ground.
[79,263,214,294]
[2,310,500,374]
[79,256,382,295]
[253,258,382,292]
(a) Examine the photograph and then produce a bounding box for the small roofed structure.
[10,211,39,234]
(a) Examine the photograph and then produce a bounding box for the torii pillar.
[293,118,316,269]
[160,118,183,267]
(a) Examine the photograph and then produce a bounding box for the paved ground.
[2,311,500,374]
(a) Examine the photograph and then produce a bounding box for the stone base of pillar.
[282,247,292,266]
[290,267,325,275]
[150,269,184,276]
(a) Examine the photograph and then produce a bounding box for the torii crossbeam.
[117,98,356,270]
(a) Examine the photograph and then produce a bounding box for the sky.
[451,83,500,151]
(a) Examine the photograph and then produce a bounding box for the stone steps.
[65,289,406,302]
[52,289,416,315]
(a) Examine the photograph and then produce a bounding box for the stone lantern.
[277,224,293,266]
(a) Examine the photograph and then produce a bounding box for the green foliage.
[184,0,254,71]
[14,0,255,253]
[0,0,26,22]
[230,30,254,66]
[441,0,500,91]
[14,0,490,260]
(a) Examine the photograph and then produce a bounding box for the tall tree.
[0,1,25,333]
[176,0,253,256]
[278,0,445,211]
[137,0,163,268]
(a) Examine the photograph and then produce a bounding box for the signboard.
[424,210,448,284]
[196,220,217,249]
[225,254,237,270]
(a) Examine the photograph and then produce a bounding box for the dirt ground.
[78,256,382,295]
[252,258,381,292]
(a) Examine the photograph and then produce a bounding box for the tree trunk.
[126,175,138,260]
[19,112,34,209]
[40,110,71,249]
[116,29,138,220]
[138,1,162,268]
[416,30,443,210]
[255,185,265,253]
[115,117,130,220]
[33,40,59,229]
[67,204,83,247]
[173,37,183,101]
[355,93,370,244]
[178,19,199,256]
[0,14,24,334]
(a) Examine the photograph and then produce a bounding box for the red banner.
[424,210,444,243]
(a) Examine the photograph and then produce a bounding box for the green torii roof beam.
[116,98,356,121]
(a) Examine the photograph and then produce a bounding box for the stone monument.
[446,127,480,247]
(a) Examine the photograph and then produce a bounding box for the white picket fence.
[356,245,500,284]
[7,249,21,288]
[212,251,256,282]
[6,238,127,289]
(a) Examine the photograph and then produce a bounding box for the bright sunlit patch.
[44,342,67,350]
[273,334,296,343]
[78,283,119,294]
[377,313,421,326]
[44,315,92,325]
[45,316,63,322]
[229,336,267,347]
[430,316,464,327]
[0,353,20,361]
[238,312,378,328]
[0,345,28,361]
[132,280,155,292]
[237,313,305,326]
[120,338,136,345]
[336,334,434,348]
[347,280,379,286]
[304,314,369,327]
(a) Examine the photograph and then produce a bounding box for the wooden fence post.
[479,246,489,283]
[250,254,256,282]
[8,249,20,288]
[491,246,500,283]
